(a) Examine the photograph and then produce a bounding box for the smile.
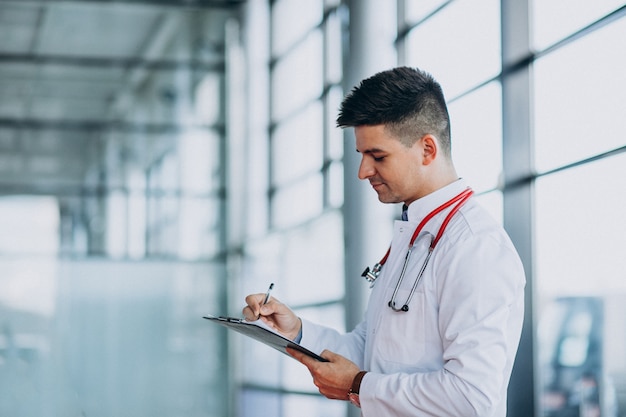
[370,182,385,191]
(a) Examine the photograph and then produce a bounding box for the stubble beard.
[374,184,402,205]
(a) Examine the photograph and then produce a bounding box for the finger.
[243,293,266,319]
[242,305,257,321]
[286,347,306,363]
[319,386,348,401]
[287,347,320,369]
[245,293,265,308]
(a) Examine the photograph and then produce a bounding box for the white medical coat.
[300,179,526,417]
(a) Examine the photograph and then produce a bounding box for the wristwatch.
[347,371,367,408]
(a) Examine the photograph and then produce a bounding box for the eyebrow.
[356,147,386,154]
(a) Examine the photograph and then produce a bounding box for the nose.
[358,156,375,180]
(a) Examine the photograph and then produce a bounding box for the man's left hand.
[287,347,360,400]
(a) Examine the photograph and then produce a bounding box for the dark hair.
[337,66,451,157]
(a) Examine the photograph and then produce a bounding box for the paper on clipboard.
[203,315,328,362]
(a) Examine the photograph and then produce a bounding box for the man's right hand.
[242,294,301,341]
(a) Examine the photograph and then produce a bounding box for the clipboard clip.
[216,316,244,323]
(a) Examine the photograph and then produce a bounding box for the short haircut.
[337,66,452,157]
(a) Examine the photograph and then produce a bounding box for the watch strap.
[347,371,367,408]
[349,371,367,395]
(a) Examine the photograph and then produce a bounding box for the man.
[243,66,525,416]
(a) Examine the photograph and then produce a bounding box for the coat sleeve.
[300,317,368,369]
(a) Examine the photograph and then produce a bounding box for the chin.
[377,195,400,204]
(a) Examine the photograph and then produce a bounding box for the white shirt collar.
[404,178,468,223]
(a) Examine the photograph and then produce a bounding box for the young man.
[243,66,525,416]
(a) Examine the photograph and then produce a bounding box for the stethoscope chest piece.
[361,262,382,287]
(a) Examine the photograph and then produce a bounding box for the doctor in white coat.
[243,66,525,417]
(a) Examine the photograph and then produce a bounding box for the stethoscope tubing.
[388,244,434,312]
[370,187,474,312]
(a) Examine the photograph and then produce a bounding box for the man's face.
[355,124,427,206]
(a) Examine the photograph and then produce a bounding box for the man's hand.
[287,347,360,400]
[242,294,301,341]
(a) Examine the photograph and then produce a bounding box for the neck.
[432,160,458,189]
[406,164,459,207]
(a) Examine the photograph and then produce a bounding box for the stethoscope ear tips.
[401,305,409,312]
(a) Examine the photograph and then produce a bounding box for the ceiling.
[0,0,244,196]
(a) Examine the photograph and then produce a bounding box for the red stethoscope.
[361,187,474,312]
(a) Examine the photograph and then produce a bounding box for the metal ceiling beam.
[0,52,225,72]
[0,0,246,9]
[0,181,225,199]
[0,117,225,135]
[106,12,181,118]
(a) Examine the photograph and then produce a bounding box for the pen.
[257,283,274,320]
[262,282,274,306]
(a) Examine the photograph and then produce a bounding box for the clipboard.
[203,315,328,362]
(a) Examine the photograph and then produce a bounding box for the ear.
[421,134,438,165]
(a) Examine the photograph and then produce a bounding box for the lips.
[370,182,384,191]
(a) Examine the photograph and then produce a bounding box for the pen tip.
[269,283,274,289]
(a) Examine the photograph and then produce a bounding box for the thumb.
[320,349,341,362]
[260,303,273,315]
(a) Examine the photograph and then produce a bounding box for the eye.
[373,155,386,162]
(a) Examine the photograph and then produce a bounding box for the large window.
[238,1,346,416]
[0,2,234,416]
[400,1,626,416]
[4,1,625,416]
[533,4,626,416]
[401,0,504,220]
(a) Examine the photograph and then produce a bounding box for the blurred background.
[0,0,625,416]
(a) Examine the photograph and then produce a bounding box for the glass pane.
[326,86,344,161]
[405,0,501,98]
[535,155,626,296]
[0,259,227,417]
[283,393,346,417]
[272,102,324,187]
[178,197,221,258]
[106,190,127,258]
[247,212,343,306]
[272,174,323,228]
[178,129,221,194]
[240,331,283,387]
[0,196,59,255]
[282,212,344,304]
[537,296,612,417]
[239,389,281,417]
[404,0,448,23]
[327,161,344,209]
[0,1,229,261]
[534,19,626,172]
[146,195,220,259]
[532,0,625,51]
[128,187,147,259]
[536,154,626,417]
[195,73,222,125]
[271,30,324,121]
[296,303,346,336]
[324,10,343,85]
[448,81,502,193]
[241,234,283,300]
[474,190,503,226]
[238,215,345,395]
[271,0,323,57]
